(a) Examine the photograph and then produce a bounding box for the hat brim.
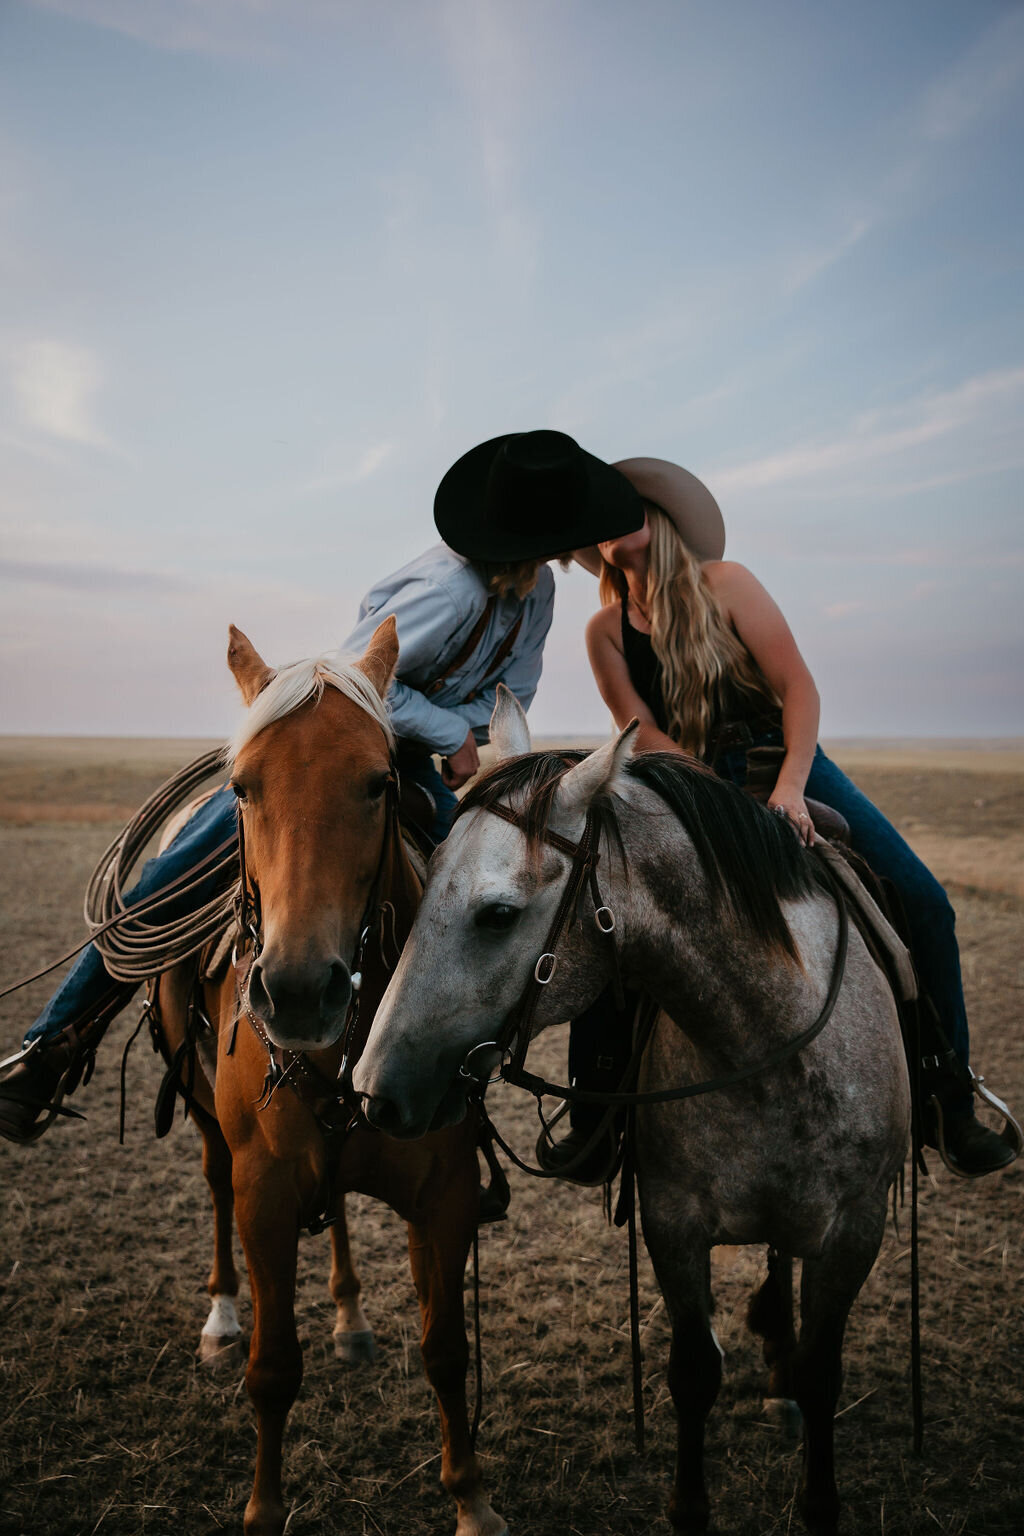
[575,457,725,574]
[435,434,645,563]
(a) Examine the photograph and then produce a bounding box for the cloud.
[711,365,1024,496]
[438,0,540,285]
[917,7,1024,142]
[293,439,396,496]
[11,338,113,450]
[822,601,864,620]
[28,0,350,59]
[0,557,189,594]
[782,214,875,294]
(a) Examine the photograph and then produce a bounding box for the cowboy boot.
[0,1032,89,1144]
[919,1041,1020,1178]
[0,983,133,1145]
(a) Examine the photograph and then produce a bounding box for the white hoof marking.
[198,1294,243,1364]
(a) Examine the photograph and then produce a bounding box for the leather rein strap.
[234,771,403,1232]
[462,797,848,1460]
[466,800,849,1112]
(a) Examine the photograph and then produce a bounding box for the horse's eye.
[367,772,393,801]
[474,902,520,932]
[230,781,248,803]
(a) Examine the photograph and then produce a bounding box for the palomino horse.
[355,687,910,1534]
[154,621,504,1536]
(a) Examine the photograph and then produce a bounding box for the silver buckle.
[534,952,557,984]
[594,906,616,934]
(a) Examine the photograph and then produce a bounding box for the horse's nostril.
[363,1096,403,1135]
[322,960,352,1021]
[247,962,272,1021]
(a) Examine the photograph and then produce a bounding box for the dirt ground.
[0,737,1021,1536]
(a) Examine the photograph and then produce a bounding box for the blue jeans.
[397,751,458,841]
[25,749,460,1048]
[717,734,972,1109]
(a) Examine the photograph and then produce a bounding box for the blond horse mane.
[224,652,394,767]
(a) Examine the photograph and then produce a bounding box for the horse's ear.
[490,683,531,761]
[554,719,639,820]
[227,625,274,706]
[354,615,399,698]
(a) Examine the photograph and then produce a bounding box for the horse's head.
[227,618,398,1053]
[353,688,637,1137]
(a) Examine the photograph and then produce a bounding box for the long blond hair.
[600,505,777,756]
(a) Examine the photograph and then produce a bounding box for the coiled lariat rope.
[84,748,239,982]
[0,749,239,1006]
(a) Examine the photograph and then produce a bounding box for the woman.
[546,455,1015,1181]
[0,430,645,1147]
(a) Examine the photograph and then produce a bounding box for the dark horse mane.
[456,748,822,962]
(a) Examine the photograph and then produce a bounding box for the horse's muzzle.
[247,954,353,1050]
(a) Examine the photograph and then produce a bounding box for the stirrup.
[930,1071,1022,1180]
[0,1034,43,1076]
[0,1035,88,1145]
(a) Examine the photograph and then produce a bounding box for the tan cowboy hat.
[574,457,725,574]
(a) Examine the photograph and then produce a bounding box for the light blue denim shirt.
[342,543,555,756]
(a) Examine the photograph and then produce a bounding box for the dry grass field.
[0,736,1022,1536]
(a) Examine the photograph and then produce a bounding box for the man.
[0,430,644,1143]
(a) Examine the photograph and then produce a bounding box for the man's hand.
[441,729,480,789]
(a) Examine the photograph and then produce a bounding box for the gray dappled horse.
[354,687,910,1533]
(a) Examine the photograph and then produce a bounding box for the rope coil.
[84,749,240,983]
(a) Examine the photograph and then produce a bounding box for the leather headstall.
[459,798,851,1114]
[231,766,403,1229]
[459,801,626,1089]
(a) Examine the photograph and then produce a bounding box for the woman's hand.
[442,729,480,789]
[767,788,815,846]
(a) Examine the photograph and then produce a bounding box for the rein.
[459,794,850,1456]
[461,800,850,1119]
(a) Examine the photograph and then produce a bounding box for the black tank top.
[619,593,781,755]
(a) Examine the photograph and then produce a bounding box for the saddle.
[743,742,1020,1174]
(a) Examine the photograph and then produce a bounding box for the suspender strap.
[464,611,524,702]
[425,598,496,696]
[424,599,525,701]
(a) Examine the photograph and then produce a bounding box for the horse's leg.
[747,1250,801,1437]
[197,1117,245,1364]
[792,1195,887,1534]
[405,1153,506,1536]
[234,1167,303,1536]
[643,1218,722,1533]
[329,1195,376,1364]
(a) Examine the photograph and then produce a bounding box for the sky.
[1,0,1022,740]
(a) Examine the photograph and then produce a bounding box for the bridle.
[234,763,400,1000]
[457,796,850,1121]
[458,801,625,1091]
[232,763,404,1229]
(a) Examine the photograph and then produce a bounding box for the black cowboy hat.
[434,430,644,563]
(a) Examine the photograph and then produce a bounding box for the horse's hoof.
[243,1498,285,1536]
[197,1331,245,1366]
[333,1327,376,1364]
[763,1395,802,1438]
[455,1505,507,1536]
